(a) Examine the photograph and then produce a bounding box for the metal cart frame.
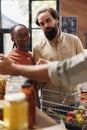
[39,88,87,130]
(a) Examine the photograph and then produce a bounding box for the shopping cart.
[40,88,87,130]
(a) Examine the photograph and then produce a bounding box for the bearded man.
[33,8,83,110]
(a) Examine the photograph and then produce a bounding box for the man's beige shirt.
[33,32,83,105]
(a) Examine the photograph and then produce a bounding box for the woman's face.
[12,25,30,49]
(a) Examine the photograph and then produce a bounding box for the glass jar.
[3,92,28,130]
[5,75,26,94]
[0,75,7,99]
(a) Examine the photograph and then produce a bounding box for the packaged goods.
[80,82,87,108]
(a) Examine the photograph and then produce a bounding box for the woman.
[8,24,34,65]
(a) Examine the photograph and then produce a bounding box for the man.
[0,51,87,87]
[33,7,83,107]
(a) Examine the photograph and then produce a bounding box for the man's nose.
[44,22,49,28]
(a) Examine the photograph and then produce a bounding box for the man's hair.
[35,8,59,26]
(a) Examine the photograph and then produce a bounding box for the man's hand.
[0,54,15,75]
[36,58,49,65]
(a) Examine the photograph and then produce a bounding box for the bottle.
[21,80,36,129]
[3,92,28,130]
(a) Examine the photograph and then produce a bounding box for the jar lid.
[4,92,26,102]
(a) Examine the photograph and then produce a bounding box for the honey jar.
[0,75,7,99]
[3,92,28,130]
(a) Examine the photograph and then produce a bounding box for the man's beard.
[44,25,58,41]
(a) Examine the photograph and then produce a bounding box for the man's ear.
[56,18,59,26]
[56,18,59,23]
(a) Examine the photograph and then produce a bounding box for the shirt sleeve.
[48,51,87,87]
[75,36,84,54]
